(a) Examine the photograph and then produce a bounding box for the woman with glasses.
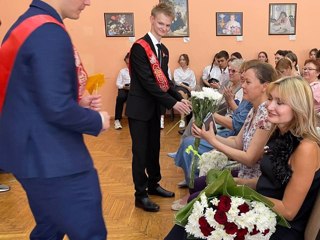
[302,59,320,113]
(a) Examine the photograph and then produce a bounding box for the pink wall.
[1,0,318,116]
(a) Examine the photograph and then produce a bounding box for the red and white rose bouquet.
[175,170,290,240]
[185,194,277,240]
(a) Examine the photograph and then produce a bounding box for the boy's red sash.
[0,15,64,113]
[135,39,169,92]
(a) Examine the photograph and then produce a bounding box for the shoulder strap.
[135,39,169,92]
[0,15,65,113]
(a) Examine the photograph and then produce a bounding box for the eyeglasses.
[303,68,317,71]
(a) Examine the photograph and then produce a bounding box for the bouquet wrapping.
[175,169,290,240]
[187,88,223,188]
[198,150,240,177]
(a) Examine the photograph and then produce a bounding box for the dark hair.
[316,50,320,59]
[178,54,190,65]
[124,52,130,61]
[275,50,290,57]
[216,50,229,60]
[231,52,243,59]
[258,51,269,63]
[309,48,318,55]
[243,60,277,84]
[285,52,298,70]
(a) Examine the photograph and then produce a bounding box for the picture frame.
[160,0,189,37]
[216,12,243,36]
[104,12,135,37]
[269,3,297,35]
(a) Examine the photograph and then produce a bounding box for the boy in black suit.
[126,2,191,212]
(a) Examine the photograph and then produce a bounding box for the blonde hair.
[267,76,320,144]
[151,2,175,19]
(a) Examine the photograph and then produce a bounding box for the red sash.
[0,15,74,113]
[135,39,169,92]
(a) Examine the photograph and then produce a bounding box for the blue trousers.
[17,169,107,240]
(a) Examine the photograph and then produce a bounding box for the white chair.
[304,191,320,240]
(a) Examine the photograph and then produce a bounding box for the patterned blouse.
[238,101,272,179]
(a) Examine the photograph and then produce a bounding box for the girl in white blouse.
[173,54,196,128]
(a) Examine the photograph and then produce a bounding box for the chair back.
[304,190,320,240]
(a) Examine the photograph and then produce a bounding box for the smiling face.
[57,0,90,19]
[303,62,320,83]
[150,13,173,41]
[267,88,293,131]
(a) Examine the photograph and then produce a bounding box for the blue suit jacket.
[0,0,102,178]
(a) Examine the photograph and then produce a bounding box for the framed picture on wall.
[269,3,297,35]
[216,12,243,36]
[160,0,189,37]
[104,12,135,37]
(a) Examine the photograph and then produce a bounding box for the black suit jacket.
[126,34,182,121]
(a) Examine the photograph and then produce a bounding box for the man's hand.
[173,100,192,115]
[79,94,102,111]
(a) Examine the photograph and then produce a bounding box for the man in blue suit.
[0,0,109,239]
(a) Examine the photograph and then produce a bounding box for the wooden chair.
[304,191,320,240]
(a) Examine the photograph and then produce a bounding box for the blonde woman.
[237,77,320,239]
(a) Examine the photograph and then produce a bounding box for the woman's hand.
[191,121,216,142]
[223,87,234,101]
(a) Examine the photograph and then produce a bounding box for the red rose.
[263,229,270,236]
[237,228,248,237]
[214,210,227,225]
[217,195,231,212]
[224,222,238,235]
[237,203,250,214]
[234,236,245,240]
[198,216,214,237]
[250,225,260,235]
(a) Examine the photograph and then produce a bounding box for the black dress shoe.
[148,186,175,198]
[135,197,160,212]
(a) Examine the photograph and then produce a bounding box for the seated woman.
[285,51,300,76]
[302,59,320,114]
[171,60,277,209]
[275,58,293,77]
[258,51,269,63]
[173,54,196,129]
[309,48,318,60]
[165,76,320,240]
[236,76,320,239]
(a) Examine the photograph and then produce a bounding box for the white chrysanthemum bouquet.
[187,88,223,188]
[199,150,229,177]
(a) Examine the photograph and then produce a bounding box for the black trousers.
[114,89,129,120]
[128,113,161,198]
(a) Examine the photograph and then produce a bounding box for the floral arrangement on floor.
[187,87,223,188]
[198,150,239,177]
[175,169,290,240]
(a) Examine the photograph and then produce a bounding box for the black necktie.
[156,43,162,66]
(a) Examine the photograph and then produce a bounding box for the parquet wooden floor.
[0,117,188,240]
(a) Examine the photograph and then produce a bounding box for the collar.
[147,32,161,50]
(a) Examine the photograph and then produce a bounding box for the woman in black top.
[237,76,320,239]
